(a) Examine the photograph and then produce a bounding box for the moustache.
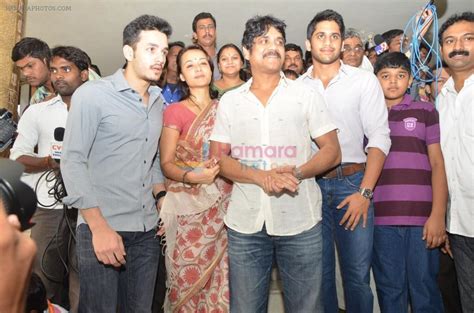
[263,50,281,58]
[449,50,469,58]
[54,80,68,86]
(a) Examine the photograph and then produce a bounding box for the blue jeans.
[449,233,474,313]
[317,171,374,313]
[227,223,323,313]
[76,224,160,313]
[372,226,444,313]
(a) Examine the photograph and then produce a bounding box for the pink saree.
[160,99,232,313]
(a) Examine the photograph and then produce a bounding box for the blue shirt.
[61,69,165,232]
[161,83,183,106]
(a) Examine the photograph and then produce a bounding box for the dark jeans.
[438,251,463,313]
[317,171,374,313]
[151,235,166,313]
[372,226,444,313]
[228,223,323,313]
[76,224,160,313]
[450,233,474,313]
[30,207,79,312]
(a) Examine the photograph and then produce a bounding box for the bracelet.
[182,170,192,184]
[154,190,167,202]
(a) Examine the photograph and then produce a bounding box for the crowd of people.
[1,6,473,313]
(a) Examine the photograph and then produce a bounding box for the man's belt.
[322,163,366,179]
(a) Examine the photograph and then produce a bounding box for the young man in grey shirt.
[61,15,170,312]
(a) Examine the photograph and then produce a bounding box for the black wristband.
[154,190,167,202]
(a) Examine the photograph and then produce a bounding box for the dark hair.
[439,12,474,46]
[285,43,303,58]
[306,9,345,40]
[25,273,48,312]
[192,12,216,32]
[217,44,246,80]
[123,15,172,48]
[374,52,411,75]
[90,64,101,76]
[381,29,404,46]
[169,41,185,50]
[217,43,244,63]
[242,15,286,50]
[176,45,218,100]
[51,46,90,71]
[11,37,50,63]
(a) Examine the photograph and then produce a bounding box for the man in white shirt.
[10,46,89,312]
[341,28,374,72]
[210,15,341,312]
[437,12,474,312]
[299,10,391,313]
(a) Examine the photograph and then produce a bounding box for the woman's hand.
[187,159,220,184]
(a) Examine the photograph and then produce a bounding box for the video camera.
[0,159,37,230]
[0,108,17,152]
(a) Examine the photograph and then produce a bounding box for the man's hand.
[441,236,453,258]
[423,214,447,249]
[0,208,37,313]
[259,166,299,195]
[90,223,126,267]
[337,192,370,230]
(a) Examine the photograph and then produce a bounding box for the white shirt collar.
[239,71,290,93]
[441,73,474,96]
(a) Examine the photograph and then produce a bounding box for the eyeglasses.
[343,46,364,54]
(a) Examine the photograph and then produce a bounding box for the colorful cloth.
[211,82,244,99]
[161,99,232,313]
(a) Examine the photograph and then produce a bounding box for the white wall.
[23,0,472,76]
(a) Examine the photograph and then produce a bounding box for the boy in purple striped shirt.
[372,52,448,312]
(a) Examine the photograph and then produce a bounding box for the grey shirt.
[61,69,165,232]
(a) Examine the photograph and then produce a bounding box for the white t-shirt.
[438,74,474,237]
[210,74,337,236]
[10,95,68,209]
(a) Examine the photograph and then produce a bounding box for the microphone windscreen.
[54,127,65,142]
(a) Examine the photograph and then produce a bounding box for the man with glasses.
[341,28,373,71]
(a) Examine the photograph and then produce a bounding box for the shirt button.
[145,138,148,142]
[144,160,146,164]
[143,183,145,187]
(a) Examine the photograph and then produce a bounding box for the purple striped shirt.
[374,95,440,226]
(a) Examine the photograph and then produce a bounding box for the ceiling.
[24,0,473,76]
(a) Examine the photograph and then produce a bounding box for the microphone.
[374,35,389,55]
[51,127,65,162]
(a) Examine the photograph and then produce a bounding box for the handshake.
[257,165,302,195]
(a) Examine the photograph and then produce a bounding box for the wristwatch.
[154,190,167,202]
[359,188,373,199]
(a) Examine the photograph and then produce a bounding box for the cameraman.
[9,46,89,312]
[0,202,37,313]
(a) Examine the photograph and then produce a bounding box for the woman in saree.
[159,44,232,313]
[211,44,245,99]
